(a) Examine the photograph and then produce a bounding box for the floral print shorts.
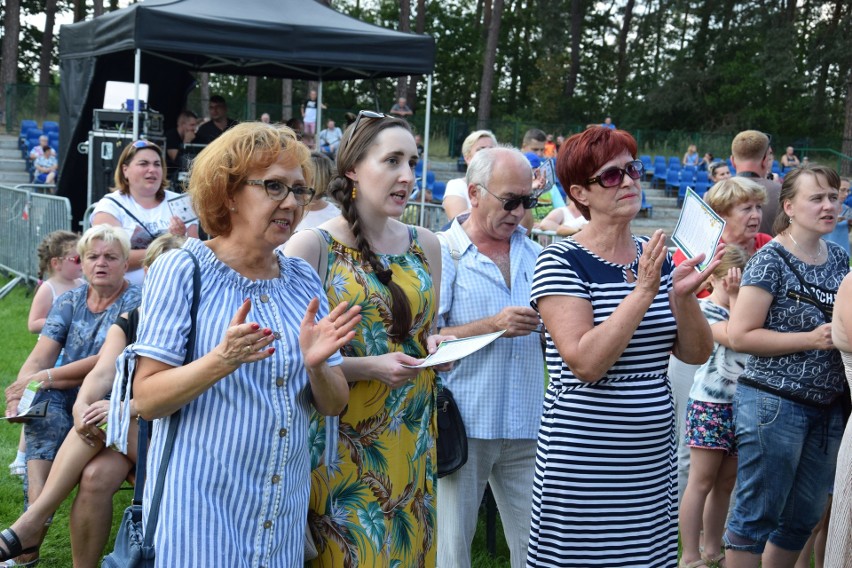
[684,398,737,456]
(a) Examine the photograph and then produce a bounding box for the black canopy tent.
[58,0,436,225]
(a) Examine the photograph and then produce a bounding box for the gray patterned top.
[740,240,848,406]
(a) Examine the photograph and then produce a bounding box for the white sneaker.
[8,460,26,478]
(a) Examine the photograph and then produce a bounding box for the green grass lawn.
[0,275,510,566]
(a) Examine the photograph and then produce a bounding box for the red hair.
[556,127,638,219]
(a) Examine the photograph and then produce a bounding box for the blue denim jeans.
[724,383,843,554]
[24,387,79,461]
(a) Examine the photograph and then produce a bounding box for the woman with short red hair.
[528,127,721,567]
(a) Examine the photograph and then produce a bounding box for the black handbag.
[102,249,200,567]
[436,385,468,478]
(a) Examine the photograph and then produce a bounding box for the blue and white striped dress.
[132,238,341,567]
[527,236,679,568]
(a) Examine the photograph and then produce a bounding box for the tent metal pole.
[418,74,432,228]
[317,80,323,143]
[133,49,141,139]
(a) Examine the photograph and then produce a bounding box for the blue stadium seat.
[771,160,781,175]
[42,121,59,134]
[652,163,667,189]
[694,181,710,198]
[666,168,681,196]
[425,170,436,191]
[48,132,60,150]
[640,190,653,218]
[695,170,709,184]
[668,156,680,169]
[414,162,424,177]
[681,166,696,183]
[678,181,694,207]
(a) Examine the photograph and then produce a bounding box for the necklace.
[788,232,823,263]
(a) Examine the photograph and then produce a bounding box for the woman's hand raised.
[672,243,726,298]
[636,230,667,294]
[300,299,361,370]
[214,299,277,369]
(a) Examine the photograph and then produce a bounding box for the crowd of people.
[2,109,851,568]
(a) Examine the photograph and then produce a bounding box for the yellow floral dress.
[307,227,437,568]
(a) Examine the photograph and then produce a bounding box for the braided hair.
[329,115,414,342]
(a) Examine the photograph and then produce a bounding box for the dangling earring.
[352,186,358,200]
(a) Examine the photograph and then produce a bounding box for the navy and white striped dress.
[527,236,679,567]
[132,238,341,567]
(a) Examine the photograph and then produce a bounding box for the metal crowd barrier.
[0,184,73,299]
[401,200,449,232]
[529,229,564,247]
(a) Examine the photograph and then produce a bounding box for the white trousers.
[669,354,700,506]
[437,438,537,568]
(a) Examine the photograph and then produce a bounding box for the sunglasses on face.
[345,110,386,146]
[62,255,81,264]
[586,160,644,188]
[477,184,538,211]
[246,179,315,205]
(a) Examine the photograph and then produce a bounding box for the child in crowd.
[678,246,749,568]
[9,231,83,477]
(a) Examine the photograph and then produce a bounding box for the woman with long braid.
[286,112,449,567]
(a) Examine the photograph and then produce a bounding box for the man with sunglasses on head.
[435,146,545,568]
[731,130,781,235]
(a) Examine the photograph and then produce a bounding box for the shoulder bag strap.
[771,246,833,321]
[103,195,158,240]
[142,248,201,546]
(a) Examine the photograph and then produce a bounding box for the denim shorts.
[724,383,843,554]
[24,387,79,462]
[685,398,737,456]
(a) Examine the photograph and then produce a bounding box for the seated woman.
[442,130,497,220]
[536,199,588,237]
[2,225,141,565]
[683,144,700,167]
[0,235,184,568]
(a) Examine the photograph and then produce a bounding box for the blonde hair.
[731,130,770,162]
[711,245,748,279]
[704,177,767,217]
[77,224,130,259]
[142,234,187,268]
[188,122,311,237]
[461,130,498,160]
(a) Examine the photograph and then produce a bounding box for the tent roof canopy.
[59,0,436,80]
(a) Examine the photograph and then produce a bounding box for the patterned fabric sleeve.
[40,287,80,346]
[741,244,781,295]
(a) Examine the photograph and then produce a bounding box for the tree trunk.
[282,78,293,121]
[74,0,86,22]
[405,0,426,107]
[482,0,492,43]
[842,69,852,177]
[199,73,210,118]
[92,0,104,17]
[0,0,21,126]
[565,0,583,98]
[810,0,843,130]
[614,0,635,100]
[36,0,59,119]
[246,76,257,120]
[397,0,411,103]
[477,0,503,129]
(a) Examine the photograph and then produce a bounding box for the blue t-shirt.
[739,240,847,405]
[42,282,141,364]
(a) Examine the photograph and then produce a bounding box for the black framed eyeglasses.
[586,160,644,188]
[476,184,538,211]
[246,179,315,205]
[346,110,386,146]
